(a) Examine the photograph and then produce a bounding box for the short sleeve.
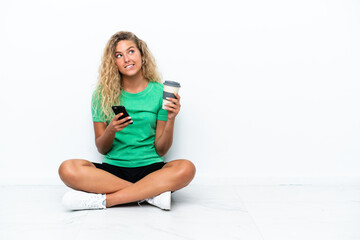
[91,90,107,122]
[157,107,168,121]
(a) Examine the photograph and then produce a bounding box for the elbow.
[157,150,167,157]
[97,147,107,155]
[155,143,171,157]
[155,147,167,157]
[96,144,105,155]
[95,140,110,155]
[97,145,111,155]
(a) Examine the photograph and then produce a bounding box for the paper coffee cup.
[163,80,181,109]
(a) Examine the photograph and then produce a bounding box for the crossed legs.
[58,159,196,207]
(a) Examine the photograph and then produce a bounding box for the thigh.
[59,159,133,194]
[59,159,96,175]
[163,159,195,171]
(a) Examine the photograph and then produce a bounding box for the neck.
[121,73,149,93]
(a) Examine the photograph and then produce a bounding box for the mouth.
[125,64,134,69]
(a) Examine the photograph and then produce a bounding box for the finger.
[166,101,181,109]
[115,118,133,130]
[165,104,180,113]
[112,113,123,121]
[165,102,177,109]
[165,107,176,113]
[123,118,133,125]
[166,97,179,105]
[113,117,131,127]
[174,93,181,100]
[116,116,132,125]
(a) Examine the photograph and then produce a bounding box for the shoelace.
[80,195,103,208]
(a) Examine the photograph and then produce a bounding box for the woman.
[58,31,196,211]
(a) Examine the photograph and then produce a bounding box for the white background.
[0,0,359,184]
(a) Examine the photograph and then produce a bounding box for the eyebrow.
[115,46,135,54]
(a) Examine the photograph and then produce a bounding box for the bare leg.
[58,159,196,208]
[106,159,196,207]
[58,159,133,194]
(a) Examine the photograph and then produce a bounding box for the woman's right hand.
[94,113,132,155]
[106,113,133,133]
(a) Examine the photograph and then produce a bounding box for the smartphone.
[111,106,133,124]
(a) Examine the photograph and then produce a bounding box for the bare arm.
[155,119,174,156]
[94,113,132,155]
[154,93,181,156]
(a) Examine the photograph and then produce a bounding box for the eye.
[129,50,134,54]
[115,53,122,58]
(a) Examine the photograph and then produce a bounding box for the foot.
[62,190,106,211]
[146,191,171,210]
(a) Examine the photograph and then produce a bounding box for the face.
[114,40,143,78]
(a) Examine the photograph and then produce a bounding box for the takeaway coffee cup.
[163,81,181,109]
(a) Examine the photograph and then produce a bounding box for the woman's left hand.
[164,93,181,121]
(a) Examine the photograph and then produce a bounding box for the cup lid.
[163,80,181,87]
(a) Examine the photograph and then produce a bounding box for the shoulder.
[150,81,164,91]
[149,81,164,96]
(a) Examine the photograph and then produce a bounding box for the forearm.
[155,119,175,156]
[95,126,116,155]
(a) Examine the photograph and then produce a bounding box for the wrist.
[104,125,116,137]
[166,117,176,123]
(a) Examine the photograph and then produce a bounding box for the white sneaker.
[146,191,171,210]
[62,190,106,211]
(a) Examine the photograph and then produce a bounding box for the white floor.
[1,183,359,240]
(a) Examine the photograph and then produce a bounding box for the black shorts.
[92,162,166,183]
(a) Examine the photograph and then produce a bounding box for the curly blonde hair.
[93,31,161,122]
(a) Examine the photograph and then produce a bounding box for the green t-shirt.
[91,81,168,167]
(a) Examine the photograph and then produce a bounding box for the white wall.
[1,0,359,185]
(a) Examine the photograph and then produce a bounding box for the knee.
[177,159,196,182]
[58,159,78,183]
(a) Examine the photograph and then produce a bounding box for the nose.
[123,54,129,63]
